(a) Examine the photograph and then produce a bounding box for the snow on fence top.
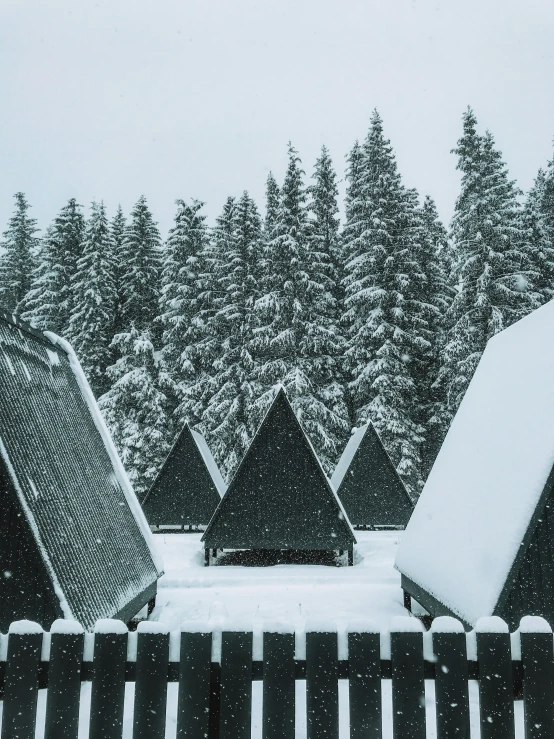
[395,300,554,626]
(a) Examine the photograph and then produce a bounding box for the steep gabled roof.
[395,299,554,627]
[203,387,356,550]
[141,424,224,526]
[0,311,161,629]
[331,423,413,527]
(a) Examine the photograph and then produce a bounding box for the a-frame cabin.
[202,387,356,565]
[396,300,554,629]
[141,424,225,531]
[0,312,162,631]
[331,422,413,529]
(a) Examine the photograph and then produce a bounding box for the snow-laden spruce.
[199,192,263,478]
[160,198,210,426]
[436,108,540,427]
[342,111,426,496]
[119,195,162,332]
[20,198,84,334]
[0,192,38,314]
[520,169,554,306]
[253,143,349,474]
[110,204,127,337]
[67,201,118,396]
[98,327,174,495]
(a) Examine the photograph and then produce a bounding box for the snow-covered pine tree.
[520,169,554,306]
[0,193,38,313]
[199,191,263,477]
[542,148,554,241]
[415,195,453,474]
[263,172,280,238]
[159,198,210,425]
[254,143,350,473]
[437,109,539,427]
[110,205,127,337]
[19,198,84,333]
[308,145,342,297]
[342,111,426,496]
[68,201,117,396]
[98,327,174,495]
[120,196,162,333]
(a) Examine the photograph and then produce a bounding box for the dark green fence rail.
[0,616,552,738]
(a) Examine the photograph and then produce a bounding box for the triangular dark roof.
[331,423,413,527]
[141,424,224,526]
[203,387,356,550]
[395,299,554,627]
[0,311,161,630]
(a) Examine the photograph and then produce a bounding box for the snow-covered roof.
[331,425,368,491]
[190,428,226,497]
[203,387,356,550]
[141,424,225,526]
[331,423,413,527]
[395,300,554,626]
[0,312,161,629]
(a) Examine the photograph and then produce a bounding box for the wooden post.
[475,617,515,739]
[44,621,84,739]
[262,628,295,739]
[403,589,412,612]
[306,625,339,739]
[348,546,354,567]
[204,548,210,566]
[133,623,170,739]
[391,618,426,739]
[1,621,43,739]
[147,595,156,617]
[520,616,554,739]
[177,630,213,739]
[89,620,128,739]
[431,617,470,739]
[348,623,381,739]
[219,631,252,739]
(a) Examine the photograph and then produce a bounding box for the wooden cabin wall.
[0,474,61,631]
[499,497,554,630]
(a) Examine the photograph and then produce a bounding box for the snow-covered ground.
[151,531,407,631]
[3,531,525,738]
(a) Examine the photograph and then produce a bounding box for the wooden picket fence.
[1,616,554,738]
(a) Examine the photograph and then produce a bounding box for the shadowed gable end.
[141,424,224,527]
[202,388,356,550]
[332,423,413,528]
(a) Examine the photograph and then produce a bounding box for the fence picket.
[520,617,554,739]
[348,628,382,739]
[306,628,339,739]
[177,630,212,739]
[262,630,295,739]
[89,621,128,739]
[432,618,470,739]
[219,631,253,739]
[44,623,84,739]
[475,617,515,739]
[391,620,426,739]
[133,624,170,739]
[1,617,554,739]
[1,622,43,739]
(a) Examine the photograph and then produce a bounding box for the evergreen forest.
[2,108,553,498]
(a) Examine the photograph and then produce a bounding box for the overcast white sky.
[1,0,554,238]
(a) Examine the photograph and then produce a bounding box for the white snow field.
[2,532,525,737]
[151,531,405,632]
